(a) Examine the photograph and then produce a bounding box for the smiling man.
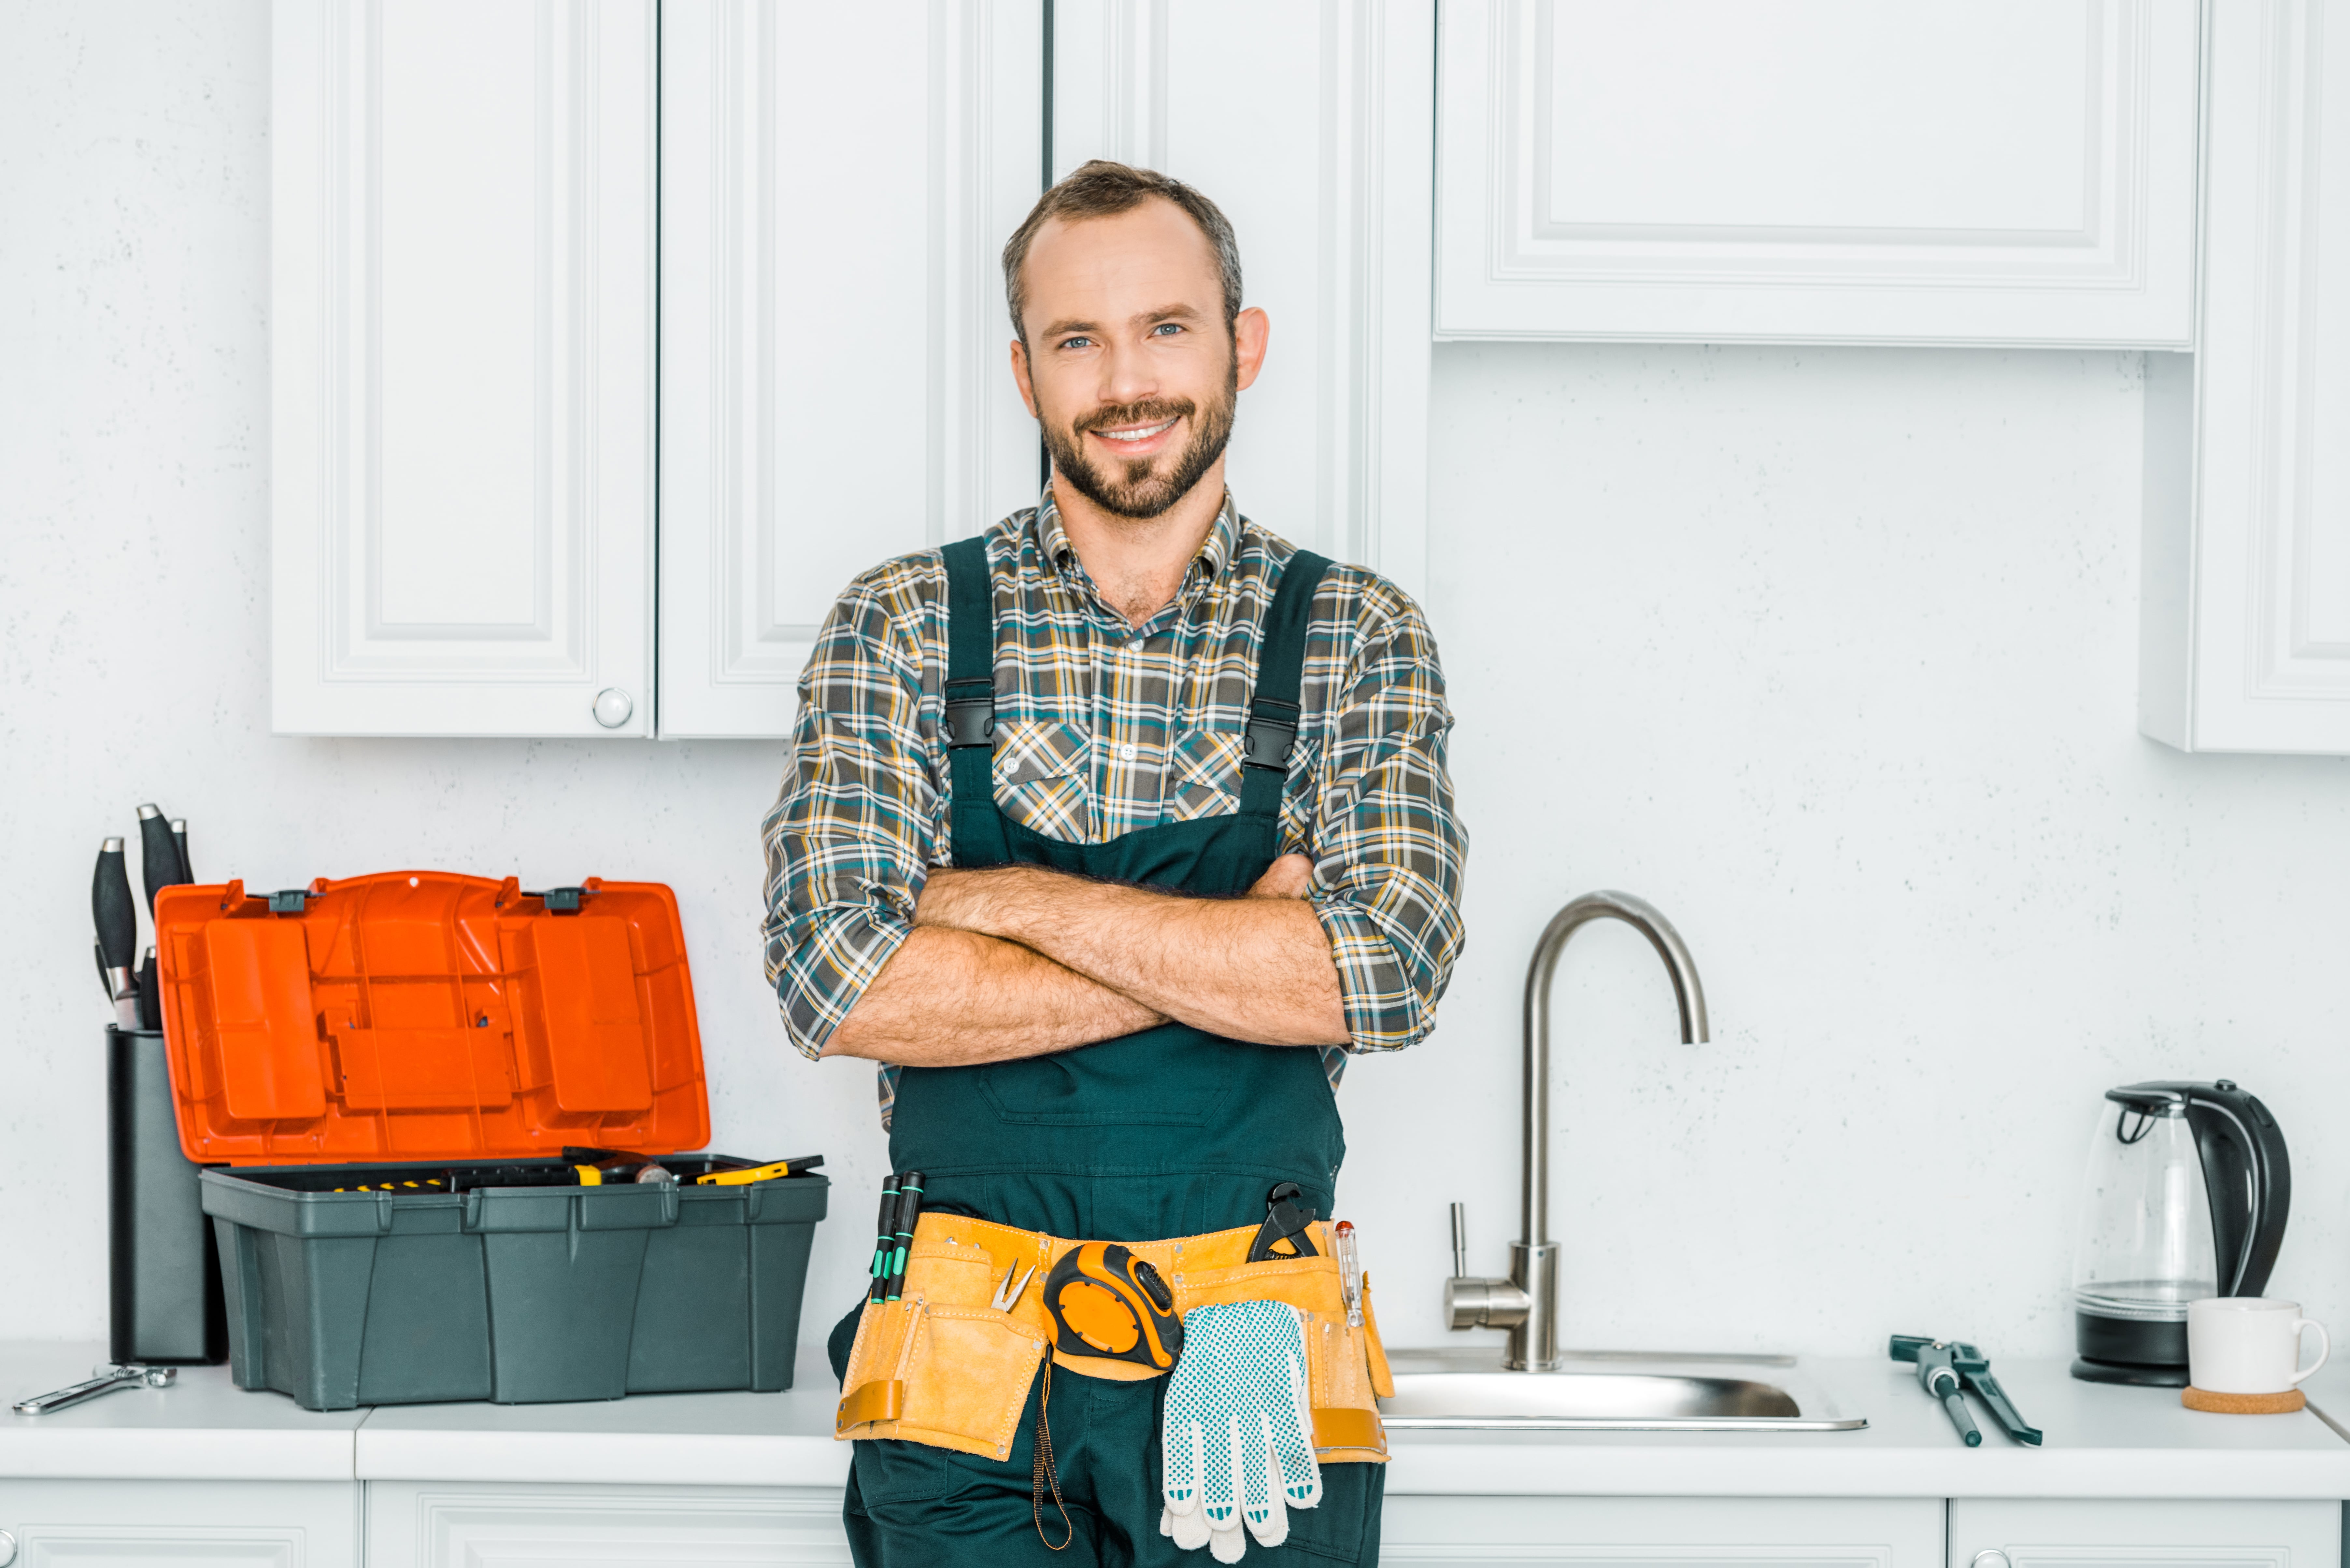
[762,162,1466,1567]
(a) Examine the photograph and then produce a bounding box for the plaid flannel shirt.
[760,491,1466,1126]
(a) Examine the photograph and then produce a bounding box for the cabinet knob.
[0,1528,18,1565]
[591,688,635,729]
[1970,1552,2012,1568]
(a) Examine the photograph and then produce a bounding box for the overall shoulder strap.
[1238,549,1332,819]
[940,537,1012,866]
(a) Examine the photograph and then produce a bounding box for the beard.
[1042,361,1237,521]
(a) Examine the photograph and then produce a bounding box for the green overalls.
[830,537,1384,1566]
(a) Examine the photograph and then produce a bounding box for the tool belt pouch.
[834,1253,1049,1462]
[835,1219,1391,1463]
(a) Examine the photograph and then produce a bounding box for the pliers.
[993,1260,1037,1312]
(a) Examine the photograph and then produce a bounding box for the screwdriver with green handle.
[1890,1335,2042,1446]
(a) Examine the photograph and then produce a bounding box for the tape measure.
[1043,1242,1183,1372]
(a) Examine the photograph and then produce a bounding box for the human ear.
[1232,307,1270,393]
[1009,337,1040,419]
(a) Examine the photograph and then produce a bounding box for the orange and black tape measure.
[1042,1242,1183,1371]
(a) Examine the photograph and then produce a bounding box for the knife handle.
[136,950,160,1031]
[137,806,183,912]
[170,819,191,884]
[93,838,136,980]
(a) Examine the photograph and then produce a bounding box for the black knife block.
[106,1025,225,1364]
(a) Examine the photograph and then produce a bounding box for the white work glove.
[1159,1299,1321,1562]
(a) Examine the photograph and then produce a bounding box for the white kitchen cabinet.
[1380,1494,1944,1566]
[1951,1497,2338,1568]
[655,0,1046,739]
[1050,0,1435,601]
[362,1482,849,1566]
[271,1,657,738]
[1435,1,2201,348]
[2140,0,2350,754]
[0,1479,359,1567]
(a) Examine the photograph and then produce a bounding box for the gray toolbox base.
[200,1161,826,1411]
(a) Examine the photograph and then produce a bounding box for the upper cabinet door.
[656,1,1045,740]
[2140,0,2350,753]
[1051,0,1436,600]
[272,1,656,737]
[1436,0,2201,347]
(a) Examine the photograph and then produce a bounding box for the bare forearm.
[918,867,1349,1046]
[820,926,1165,1067]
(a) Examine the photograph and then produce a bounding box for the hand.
[1245,854,1314,901]
[912,866,986,929]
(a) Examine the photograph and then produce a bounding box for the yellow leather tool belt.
[835,1213,1395,1465]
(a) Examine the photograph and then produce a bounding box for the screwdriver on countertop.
[93,839,140,1031]
[1914,1341,1982,1447]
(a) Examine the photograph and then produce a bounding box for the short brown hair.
[1000,160,1244,344]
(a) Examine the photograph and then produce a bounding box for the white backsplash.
[4,4,2345,1363]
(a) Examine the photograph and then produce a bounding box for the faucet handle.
[1444,1201,1533,1331]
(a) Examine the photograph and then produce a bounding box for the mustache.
[1071,398,1195,438]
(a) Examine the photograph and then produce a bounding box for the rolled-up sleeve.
[1306,592,1467,1058]
[759,581,937,1061]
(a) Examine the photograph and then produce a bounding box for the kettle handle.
[2182,1085,2291,1298]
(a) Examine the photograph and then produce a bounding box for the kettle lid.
[2105,1079,2241,1115]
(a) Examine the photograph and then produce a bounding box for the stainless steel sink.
[1379,1349,1868,1432]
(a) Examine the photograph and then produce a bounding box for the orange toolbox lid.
[150,872,709,1166]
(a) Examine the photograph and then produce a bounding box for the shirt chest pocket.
[1167,727,1245,822]
[991,719,1093,840]
[1171,727,1322,832]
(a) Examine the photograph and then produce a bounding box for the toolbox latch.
[527,886,589,914]
[267,890,310,914]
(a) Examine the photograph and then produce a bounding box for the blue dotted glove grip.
[1160,1299,1321,1561]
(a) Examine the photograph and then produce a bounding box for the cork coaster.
[2182,1385,2305,1415]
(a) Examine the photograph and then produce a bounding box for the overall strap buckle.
[944,679,996,749]
[1242,698,1300,772]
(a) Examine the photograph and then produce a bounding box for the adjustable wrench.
[14,1363,176,1415]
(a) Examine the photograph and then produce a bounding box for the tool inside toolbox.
[315,1151,824,1194]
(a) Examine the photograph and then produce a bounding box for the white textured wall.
[0,1,882,1347]
[7,6,2348,1370]
[1363,342,2350,1359]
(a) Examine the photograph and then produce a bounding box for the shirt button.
[1126,639,1143,653]
[1120,744,1139,761]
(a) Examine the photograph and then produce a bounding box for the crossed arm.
[819,854,1348,1067]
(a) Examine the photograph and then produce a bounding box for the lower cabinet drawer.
[0,1479,361,1568]
[1952,1498,2339,1568]
[1379,1495,1945,1567]
[361,1483,851,1567]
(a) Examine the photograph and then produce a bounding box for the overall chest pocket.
[990,719,1091,841]
[981,1027,1237,1127]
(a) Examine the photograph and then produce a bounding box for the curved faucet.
[1445,891,1709,1370]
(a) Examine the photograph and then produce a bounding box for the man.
[762,161,1465,1567]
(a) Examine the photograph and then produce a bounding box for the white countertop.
[354,1340,850,1489]
[1384,1355,2350,1500]
[0,1340,366,1481]
[5,1341,2347,1499]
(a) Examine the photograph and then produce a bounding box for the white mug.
[2186,1297,2329,1394]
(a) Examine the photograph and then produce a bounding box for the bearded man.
[762,160,1466,1568]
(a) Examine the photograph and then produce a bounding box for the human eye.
[1150,322,1185,337]
[1058,334,1094,351]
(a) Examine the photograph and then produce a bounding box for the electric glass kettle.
[2070,1080,2290,1385]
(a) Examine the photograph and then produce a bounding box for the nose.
[1095,336,1158,410]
